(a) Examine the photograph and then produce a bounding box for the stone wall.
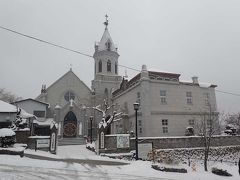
[99,134,131,154]
[130,135,240,150]
[155,146,240,164]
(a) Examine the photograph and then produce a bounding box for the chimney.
[192,76,199,84]
[141,64,149,79]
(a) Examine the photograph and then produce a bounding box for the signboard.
[138,143,152,160]
[117,135,129,148]
[37,139,50,148]
[50,133,56,151]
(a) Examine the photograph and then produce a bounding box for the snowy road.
[0,163,170,180]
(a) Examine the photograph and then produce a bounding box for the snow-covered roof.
[0,128,16,137]
[97,28,117,52]
[33,118,54,126]
[180,80,216,88]
[0,100,18,113]
[199,83,212,88]
[12,98,49,106]
[19,108,36,119]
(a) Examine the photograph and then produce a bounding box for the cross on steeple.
[103,14,109,29]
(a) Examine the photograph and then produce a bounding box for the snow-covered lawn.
[0,145,239,180]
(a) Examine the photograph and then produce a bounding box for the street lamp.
[89,116,93,143]
[133,102,140,160]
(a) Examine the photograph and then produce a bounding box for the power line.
[2,25,240,97]
[216,90,240,97]
[0,25,140,72]
[0,25,93,58]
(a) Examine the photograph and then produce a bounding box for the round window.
[64,91,75,102]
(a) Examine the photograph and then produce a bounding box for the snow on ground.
[1,145,240,180]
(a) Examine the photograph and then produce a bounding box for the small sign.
[37,139,50,148]
[138,143,152,160]
[117,135,129,148]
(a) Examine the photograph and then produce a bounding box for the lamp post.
[133,102,140,160]
[89,116,93,143]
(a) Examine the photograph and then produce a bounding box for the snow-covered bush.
[212,167,232,176]
[0,128,16,147]
[152,165,187,173]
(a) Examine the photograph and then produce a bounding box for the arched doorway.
[63,111,77,138]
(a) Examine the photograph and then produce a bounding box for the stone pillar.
[54,104,62,138]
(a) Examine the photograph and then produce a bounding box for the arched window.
[98,60,102,72]
[106,40,111,51]
[64,91,75,102]
[115,62,118,74]
[107,60,111,72]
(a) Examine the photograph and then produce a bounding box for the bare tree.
[86,99,122,133]
[197,104,219,171]
[0,88,22,103]
[223,113,240,134]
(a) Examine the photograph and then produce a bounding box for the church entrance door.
[63,111,77,138]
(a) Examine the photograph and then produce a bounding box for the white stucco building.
[112,65,218,137]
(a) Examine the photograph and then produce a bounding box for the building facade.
[36,70,93,138]
[112,65,218,137]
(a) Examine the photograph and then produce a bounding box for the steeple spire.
[94,15,117,53]
[103,14,109,29]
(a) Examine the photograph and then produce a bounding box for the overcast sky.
[0,0,240,113]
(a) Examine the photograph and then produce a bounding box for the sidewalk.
[24,145,129,166]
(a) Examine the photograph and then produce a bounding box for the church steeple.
[94,15,118,53]
[92,16,122,103]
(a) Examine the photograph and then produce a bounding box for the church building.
[34,16,218,141]
[36,16,122,141]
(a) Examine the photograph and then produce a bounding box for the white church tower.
[92,15,122,104]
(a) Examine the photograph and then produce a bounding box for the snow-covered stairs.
[58,138,86,146]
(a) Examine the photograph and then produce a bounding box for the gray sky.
[0,0,240,113]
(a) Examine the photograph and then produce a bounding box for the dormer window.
[106,40,111,51]
[107,60,111,72]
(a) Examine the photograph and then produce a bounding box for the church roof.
[96,27,117,52]
[36,69,92,99]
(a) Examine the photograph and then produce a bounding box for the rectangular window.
[203,92,210,105]
[33,110,45,118]
[139,127,143,134]
[136,92,141,105]
[162,127,168,133]
[161,97,167,104]
[160,90,167,104]
[189,119,195,126]
[186,91,193,104]
[138,120,142,126]
[160,90,166,96]
[162,119,168,126]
